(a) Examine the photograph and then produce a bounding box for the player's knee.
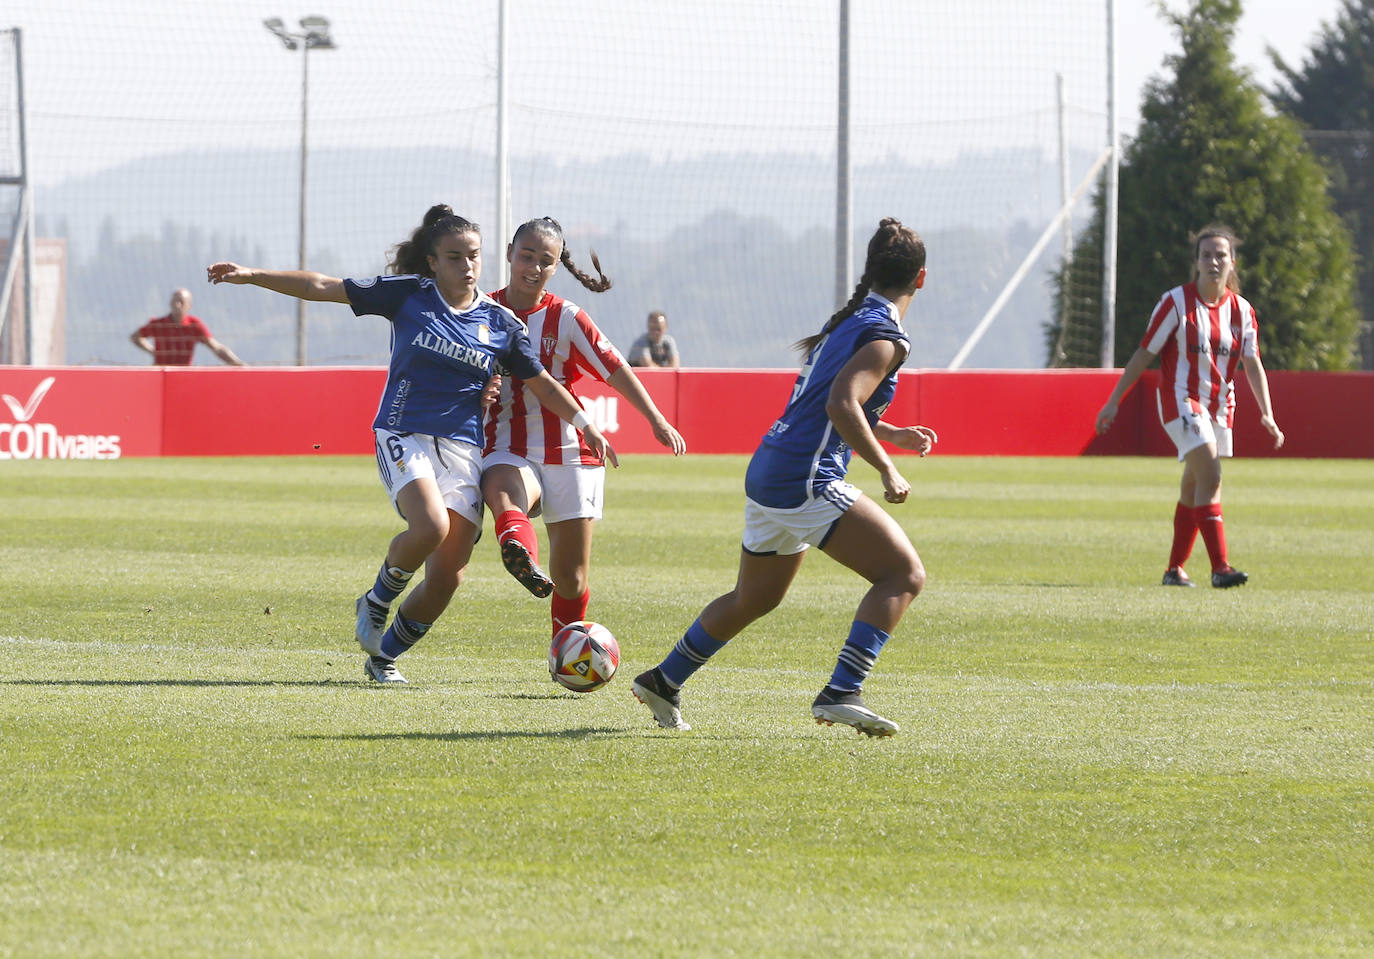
[899,557,926,599]
[409,515,449,553]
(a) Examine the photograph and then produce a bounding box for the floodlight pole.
[1100,0,1119,368]
[297,40,311,366]
[496,0,510,290]
[264,16,335,366]
[834,0,852,308]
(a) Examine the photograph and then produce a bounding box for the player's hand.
[1095,401,1118,434]
[888,424,938,457]
[1260,414,1285,450]
[653,420,687,456]
[583,424,619,469]
[481,375,502,408]
[207,262,253,285]
[881,467,910,504]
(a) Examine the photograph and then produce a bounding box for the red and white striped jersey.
[1141,282,1260,426]
[482,289,626,465]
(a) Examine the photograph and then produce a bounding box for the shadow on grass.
[493,691,584,701]
[0,678,346,688]
[299,726,635,742]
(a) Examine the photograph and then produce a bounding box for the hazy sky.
[4,0,1350,156]
[1116,0,1346,134]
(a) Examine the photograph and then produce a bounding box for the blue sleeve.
[343,275,422,319]
[855,317,910,359]
[501,321,544,380]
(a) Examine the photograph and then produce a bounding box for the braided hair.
[512,216,612,293]
[795,217,925,355]
[388,204,481,277]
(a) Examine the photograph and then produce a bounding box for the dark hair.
[511,216,612,293]
[1190,223,1242,294]
[388,204,481,277]
[795,217,926,355]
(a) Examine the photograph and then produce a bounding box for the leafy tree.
[1267,0,1374,359]
[1049,0,1359,369]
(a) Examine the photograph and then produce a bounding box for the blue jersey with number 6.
[344,274,543,445]
[745,293,910,509]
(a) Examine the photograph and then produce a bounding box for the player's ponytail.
[794,218,925,356]
[389,204,481,278]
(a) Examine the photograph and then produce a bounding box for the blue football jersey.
[345,275,543,445]
[745,293,910,508]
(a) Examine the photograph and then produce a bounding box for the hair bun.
[424,204,455,226]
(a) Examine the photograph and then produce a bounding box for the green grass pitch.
[1,453,1371,958]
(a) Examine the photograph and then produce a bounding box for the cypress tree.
[1049,0,1359,369]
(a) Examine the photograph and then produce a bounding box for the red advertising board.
[0,368,163,459]
[3,366,1371,459]
[160,367,385,456]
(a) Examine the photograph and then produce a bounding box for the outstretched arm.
[1095,346,1157,434]
[525,371,619,468]
[206,262,349,304]
[606,365,686,455]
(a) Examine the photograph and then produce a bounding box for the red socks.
[495,509,540,563]
[1167,501,1198,571]
[551,589,590,639]
[1193,502,1229,573]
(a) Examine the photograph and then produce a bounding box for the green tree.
[1049,0,1359,369]
[1267,0,1374,361]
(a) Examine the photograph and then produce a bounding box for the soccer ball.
[548,621,620,692]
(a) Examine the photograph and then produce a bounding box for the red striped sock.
[495,509,540,563]
[552,589,589,639]
[1194,502,1229,572]
[1167,501,1198,571]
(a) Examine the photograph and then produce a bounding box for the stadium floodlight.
[262,15,336,365]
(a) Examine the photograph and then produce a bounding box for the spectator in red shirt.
[131,288,245,366]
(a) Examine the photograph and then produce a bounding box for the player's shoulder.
[474,292,524,330]
[854,294,908,337]
[346,273,428,297]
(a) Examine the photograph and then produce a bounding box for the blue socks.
[658,619,729,688]
[369,562,414,606]
[379,612,431,661]
[826,621,891,692]
[656,618,890,693]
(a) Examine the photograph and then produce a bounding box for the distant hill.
[38,146,1086,369]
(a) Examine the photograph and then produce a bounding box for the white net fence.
[2,1,1110,368]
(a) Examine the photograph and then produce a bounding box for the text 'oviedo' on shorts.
[1157,394,1233,461]
[741,480,861,556]
[480,451,605,524]
[374,429,484,526]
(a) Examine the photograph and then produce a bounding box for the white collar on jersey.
[864,290,902,325]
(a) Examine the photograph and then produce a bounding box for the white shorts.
[375,429,485,526]
[1158,395,1233,461]
[481,451,605,524]
[741,481,861,556]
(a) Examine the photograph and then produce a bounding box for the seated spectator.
[627,310,680,368]
[131,288,245,366]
